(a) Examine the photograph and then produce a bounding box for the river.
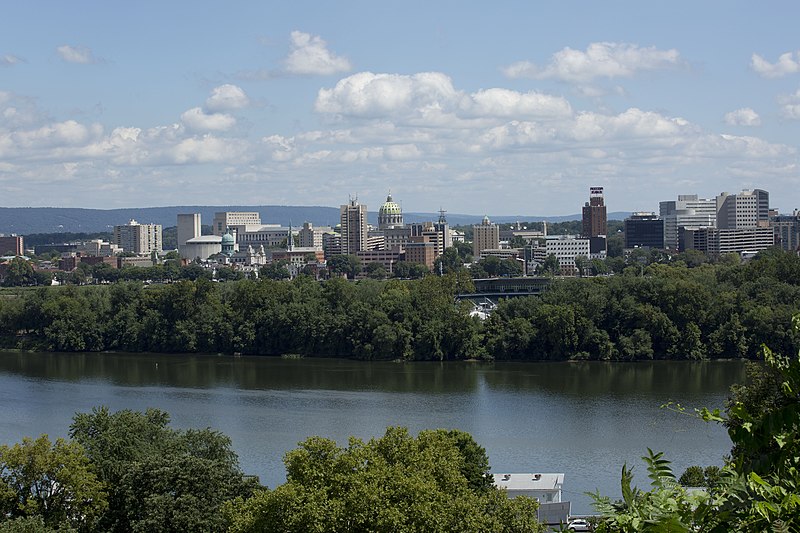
[0,352,745,514]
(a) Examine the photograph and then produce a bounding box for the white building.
[212,211,261,236]
[660,195,717,250]
[113,219,162,256]
[492,473,564,504]
[545,235,600,275]
[182,235,223,261]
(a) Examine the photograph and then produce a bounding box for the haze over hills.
[0,206,632,235]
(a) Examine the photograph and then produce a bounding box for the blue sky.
[1,1,799,216]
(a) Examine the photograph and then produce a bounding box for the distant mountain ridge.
[0,206,632,235]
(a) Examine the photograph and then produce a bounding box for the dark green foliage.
[2,249,800,360]
[225,427,544,533]
[69,407,256,533]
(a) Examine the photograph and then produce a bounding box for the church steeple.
[287,222,294,251]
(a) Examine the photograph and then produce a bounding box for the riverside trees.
[0,248,799,360]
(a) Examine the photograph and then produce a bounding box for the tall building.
[177,214,201,247]
[624,213,664,249]
[113,219,162,255]
[377,192,404,230]
[472,216,500,257]
[581,187,607,239]
[298,222,332,250]
[0,235,24,256]
[771,211,800,252]
[660,195,717,250]
[681,227,775,255]
[212,212,261,236]
[716,189,770,229]
[340,197,368,255]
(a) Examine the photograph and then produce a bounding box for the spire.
[287,221,294,251]
[438,207,447,225]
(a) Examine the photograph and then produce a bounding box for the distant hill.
[0,206,631,235]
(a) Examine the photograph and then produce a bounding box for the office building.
[771,211,800,252]
[660,195,717,250]
[113,220,162,255]
[473,216,500,257]
[212,212,261,236]
[624,213,664,249]
[340,198,368,255]
[298,222,332,250]
[0,235,24,256]
[581,187,607,239]
[716,189,770,229]
[680,226,775,256]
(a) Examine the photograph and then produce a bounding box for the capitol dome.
[378,192,404,230]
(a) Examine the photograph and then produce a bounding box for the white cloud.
[503,42,681,82]
[180,107,236,131]
[724,108,761,126]
[1,54,22,66]
[315,72,572,122]
[205,84,250,112]
[285,31,351,75]
[56,45,99,64]
[778,89,800,120]
[171,135,247,164]
[751,51,800,78]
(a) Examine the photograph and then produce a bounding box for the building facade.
[212,212,261,236]
[0,235,24,256]
[340,198,368,255]
[581,186,607,239]
[771,212,800,252]
[716,189,770,229]
[660,194,717,250]
[472,216,500,257]
[624,212,664,249]
[113,219,162,255]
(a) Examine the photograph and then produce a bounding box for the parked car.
[567,518,592,532]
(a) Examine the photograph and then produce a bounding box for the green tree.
[0,435,107,531]
[364,262,387,279]
[260,261,290,280]
[225,427,543,533]
[69,407,256,533]
[539,254,560,276]
[2,258,36,287]
[327,254,361,279]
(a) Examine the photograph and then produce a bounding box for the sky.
[1,1,799,216]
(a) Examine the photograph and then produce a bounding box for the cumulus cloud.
[724,108,761,126]
[180,107,237,131]
[1,54,22,67]
[205,84,250,112]
[778,89,800,120]
[751,51,800,78]
[285,31,351,75]
[315,72,572,122]
[56,45,99,64]
[503,42,681,82]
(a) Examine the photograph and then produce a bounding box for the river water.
[0,352,745,514]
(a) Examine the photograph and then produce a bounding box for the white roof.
[492,473,564,491]
[186,236,222,244]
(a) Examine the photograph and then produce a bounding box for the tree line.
[0,409,544,532]
[1,248,799,360]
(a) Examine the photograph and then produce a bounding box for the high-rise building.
[771,211,800,252]
[624,213,664,249]
[472,216,500,257]
[177,214,201,247]
[113,219,162,255]
[716,189,770,229]
[340,197,368,255]
[298,222,332,250]
[212,212,261,236]
[0,235,24,256]
[582,187,607,239]
[660,195,717,250]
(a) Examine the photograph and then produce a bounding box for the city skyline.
[1,2,799,214]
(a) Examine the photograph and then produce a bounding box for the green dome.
[379,194,402,215]
[221,232,235,244]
